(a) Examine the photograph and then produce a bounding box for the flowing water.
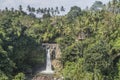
[41,48,54,74]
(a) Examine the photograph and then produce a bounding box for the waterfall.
[46,49,52,71]
[41,48,54,74]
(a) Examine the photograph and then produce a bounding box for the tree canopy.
[0,0,120,80]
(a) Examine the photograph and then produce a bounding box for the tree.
[43,12,51,19]
[36,8,41,14]
[61,6,65,12]
[19,5,23,12]
[67,6,82,21]
[31,7,35,13]
[5,7,8,12]
[12,73,25,80]
[27,5,31,13]
[0,71,8,80]
[55,6,59,15]
[90,1,104,11]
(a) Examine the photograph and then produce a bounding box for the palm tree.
[48,8,51,13]
[55,6,60,14]
[36,8,41,14]
[5,7,8,12]
[27,5,32,13]
[11,7,14,12]
[44,8,47,14]
[61,6,65,12]
[112,0,117,13]
[40,8,43,14]
[50,7,54,16]
[31,7,35,13]
[19,5,23,12]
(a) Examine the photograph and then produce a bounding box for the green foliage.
[0,7,45,79]
[113,37,120,50]
[62,58,104,80]
[90,1,104,11]
[114,60,120,80]
[67,6,82,21]
[60,1,120,79]
[0,45,15,76]
[12,73,25,80]
[0,0,120,79]
[0,71,9,80]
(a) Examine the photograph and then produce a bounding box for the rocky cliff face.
[51,44,62,71]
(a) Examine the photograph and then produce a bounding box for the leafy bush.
[12,73,25,80]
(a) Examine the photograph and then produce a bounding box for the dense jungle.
[0,0,120,80]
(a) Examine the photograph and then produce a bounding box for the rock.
[32,75,53,80]
[52,60,62,71]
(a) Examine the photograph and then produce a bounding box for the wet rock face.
[51,44,62,71]
[52,60,62,71]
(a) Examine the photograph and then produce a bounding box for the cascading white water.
[41,48,54,74]
[46,49,52,71]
